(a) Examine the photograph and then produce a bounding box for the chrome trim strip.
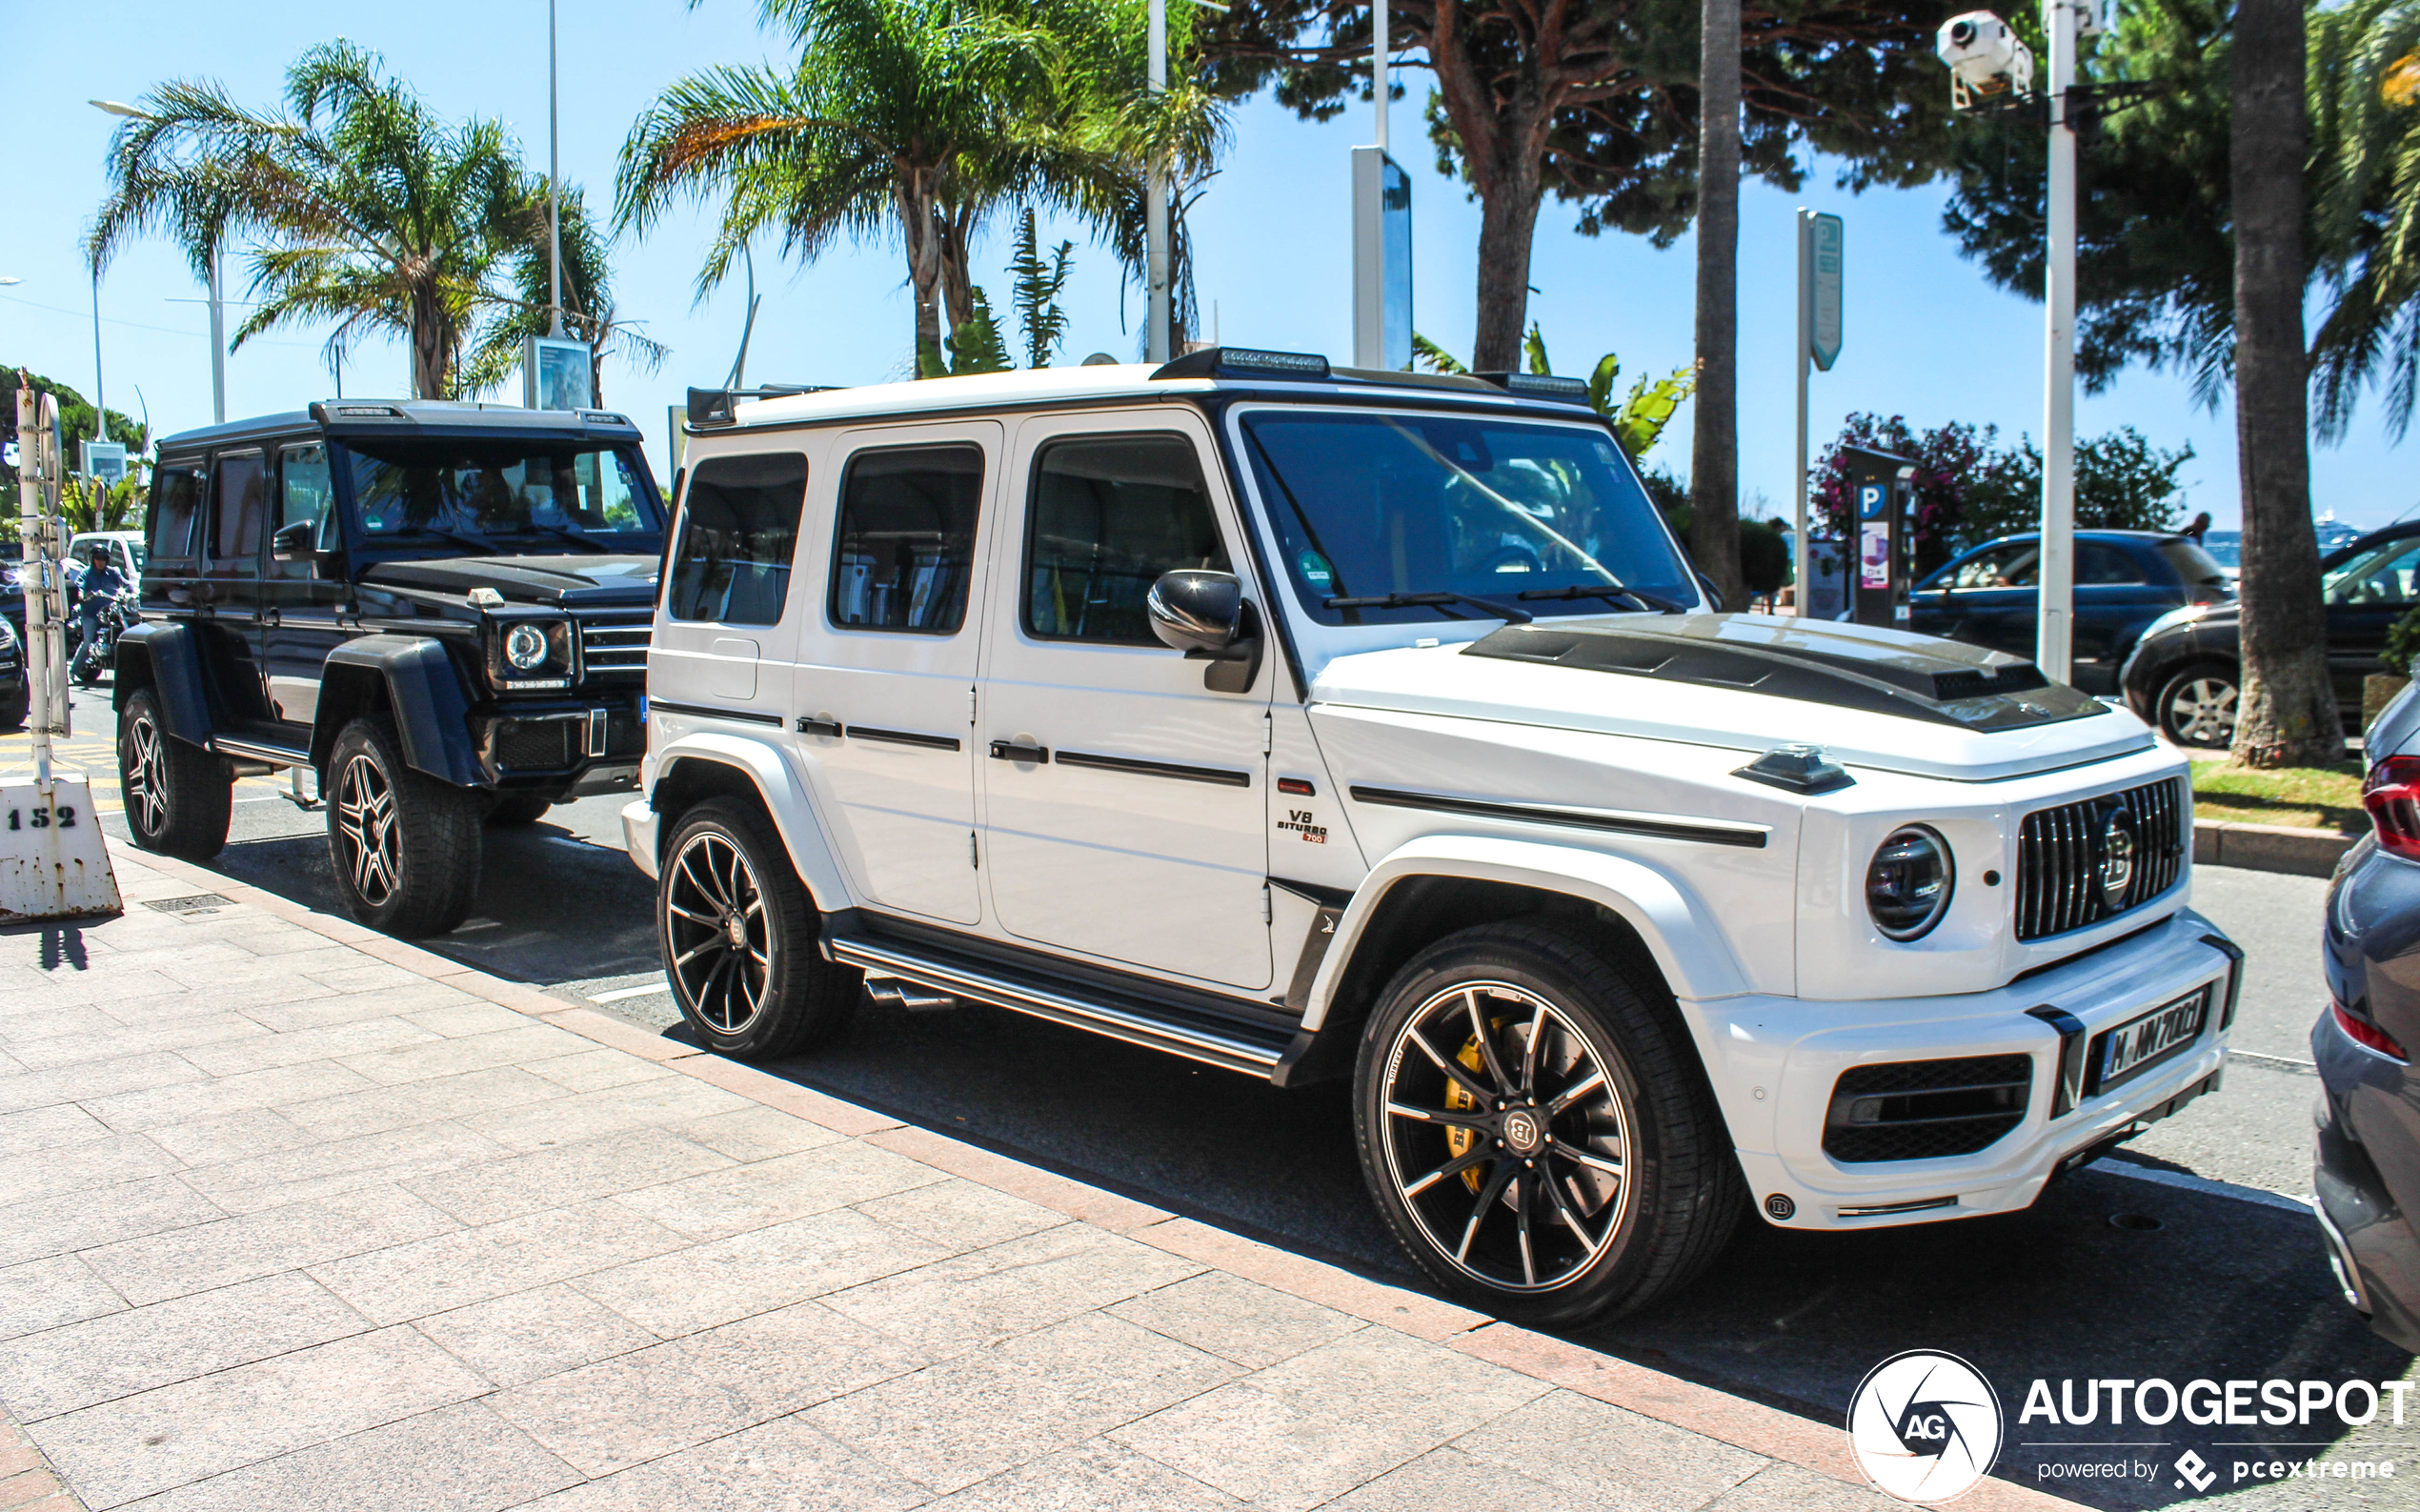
[828,937,1282,1077]
[647,699,783,728]
[1055,750,1251,787]
[1347,786,1768,849]
[1837,1196,1959,1219]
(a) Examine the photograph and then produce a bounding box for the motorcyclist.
[71,544,129,683]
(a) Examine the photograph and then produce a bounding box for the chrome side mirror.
[1147,569,1261,695]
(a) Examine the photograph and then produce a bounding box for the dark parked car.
[2121,521,2420,748]
[1908,530,2231,696]
[0,615,24,731]
[2315,682,2420,1348]
[115,399,667,936]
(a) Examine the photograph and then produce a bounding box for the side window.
[2078,542,2146,586]
[277,444,338,554]
[667,453,807,626]
[830,445,983,634]
[1949,544,2037,591]
[208,452,267,578]
[149,465,201,560]
[1024,434,1228,644]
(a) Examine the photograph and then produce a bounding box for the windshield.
[338,439,663,547]
[2325,535,2420,605]
[1237,409,1696,625]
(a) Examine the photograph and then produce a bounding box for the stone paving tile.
[271,1067,570,1146]
[0,1002,126,1050]
[401,1127,736,1228]
[0,1103,113,1156]
[94,979,340,1028]
[174,1017,441,1079]
[139,1109,314,1170]
[9,968,187,1007]
[1446,1383,1765,1510]
[511,1414,928,1512]
[851,1177,1069,1253]
[1107,1271,1367,1371]
[0,1257,125,1343]
[28,1325,492,1510]
[237,983,480,1035]
[111,1401,581,1512]
[0,1134,183,1203]
[920,1439,1243,1511]
[572,1207,947,1340]
[523,1048,677,1094]
[803,1312,1239,1497]
[0,1054,207,1119]
[609,1139,947,1243]
[1317,1443,1603,1511]
[62,941,259,978]
[0,1179,225,1270]
[490,1299,928,1479]
[310,1200,692,1325]
[410,1284,659,1390]
[1,1017,267,1074]
[334,1024,593,1087]
[1106,1323,1553,1512]
[822,1224,1200,1359]
[82,1183,463,1308]
[81,1061,379,1136]
[0,1272,372,1421]
[662,1105,845,1164]
[173,1118,510,1216]
[299,961,437,995]
[458,1077,755,1153]
[1698,1461,1905,1512]
[401,1002,539,1039]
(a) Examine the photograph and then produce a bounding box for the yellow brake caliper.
[1443,1036,1490,1191]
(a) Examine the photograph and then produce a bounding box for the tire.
[324,716,483,937]
[486,792,554,827]
[2156,660,2239,749]
[1354,920,1744,1326]
[117,685,232,860]
[657,797,857,1059]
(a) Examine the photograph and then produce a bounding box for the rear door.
[791,422,997,924]
[2071,540,2167,694]
[200,449,276,729]
[652,450,809,728]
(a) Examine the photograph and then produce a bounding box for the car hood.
[359,554,659,608]
[1310,612,2155,782]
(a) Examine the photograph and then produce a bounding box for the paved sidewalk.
[0,837,2067,1512]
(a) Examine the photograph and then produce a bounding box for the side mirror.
[1147,569,1262,695]
[271,519,318,565]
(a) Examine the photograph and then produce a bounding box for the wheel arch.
[112,622,212,744]
[315,636,483,786]
[647,735,853,915]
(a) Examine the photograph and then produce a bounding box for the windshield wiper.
[403,525,500,555]
[1323,591,1533,625]
[514,521,609,554]
[1516,583,1688,614]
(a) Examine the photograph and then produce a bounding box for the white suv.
[622,348,2242,1323]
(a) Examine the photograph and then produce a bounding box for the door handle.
[797,716,843,738]
[988,740,1049,764]
[261,609,280,628]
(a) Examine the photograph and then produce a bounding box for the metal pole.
[91,273,108,445]
[548,0,565,338]
[2038,0,2078,682]
[1375,0,1388,151]
[1145,0,1171,363]
[1793,209,1811,618]
[208,246,227,424]
[16,382,53,787]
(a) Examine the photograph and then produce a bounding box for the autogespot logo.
[1847,1351,2005,1503]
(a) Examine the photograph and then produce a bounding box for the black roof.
[157,399,644,455]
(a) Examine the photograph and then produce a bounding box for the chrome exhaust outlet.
[864,976,958,1014]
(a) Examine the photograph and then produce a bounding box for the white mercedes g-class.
[622,348,2242,1323]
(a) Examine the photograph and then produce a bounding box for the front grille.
[576,612,652,677]
[1824,1054,2033,1163]
[2015,777,2188,941]
[495,719,575,771]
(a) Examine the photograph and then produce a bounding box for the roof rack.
[686,384,845,429]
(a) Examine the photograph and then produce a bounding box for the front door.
[978,413,1274,992]
[200,449,276,729]
[792,423,997,925]
[259,441,348,734]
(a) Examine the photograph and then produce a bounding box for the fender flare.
[112,622,213,745]
[651,733,853,914]
[319,636,484,786]
[1301,833,1750,1032]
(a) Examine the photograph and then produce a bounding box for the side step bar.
[826,933,1290,1079]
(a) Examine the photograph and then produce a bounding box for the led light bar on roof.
[329,403,407,419]
[1150,346,1332,381]
[1473,371,1592,404]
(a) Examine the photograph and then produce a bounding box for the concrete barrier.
[2194,817,2358,878]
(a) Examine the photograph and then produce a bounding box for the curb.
[2193,817,2354,878]
[109,837,2083,1511]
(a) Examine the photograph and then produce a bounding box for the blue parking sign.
[1859,482,1886,520]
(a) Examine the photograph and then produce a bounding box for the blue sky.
[5,0,2408,534]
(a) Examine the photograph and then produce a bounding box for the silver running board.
[828,936,1285,1079]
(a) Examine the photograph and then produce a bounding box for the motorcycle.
[70,590,132,687]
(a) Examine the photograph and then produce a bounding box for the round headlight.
[1866,825,1954,941]
[504,622,551,672]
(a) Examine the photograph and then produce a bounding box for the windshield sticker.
[1299,551,1334,588]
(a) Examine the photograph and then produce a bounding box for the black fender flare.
[315,635,485,787]
[113,621,214,746]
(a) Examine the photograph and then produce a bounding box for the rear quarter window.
[667,452,808,626]
[149,464,203,560]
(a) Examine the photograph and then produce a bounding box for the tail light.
[2363,756,2420,860]
[2333,1001,2410,1061]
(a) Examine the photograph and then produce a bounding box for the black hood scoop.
[360,554,659,608]
[1462,615,2109,731]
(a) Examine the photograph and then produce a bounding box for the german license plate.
[2095,988,2209,1093]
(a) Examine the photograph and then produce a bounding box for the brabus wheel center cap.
[724,913,749,950]
[1502,1106,1545,1155]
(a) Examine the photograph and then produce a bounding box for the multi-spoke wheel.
[2157,662,2239,749]
[323,716,481,937]
[656,798,857,1059]
[115,685,231,859]
[1355,921,1744,1324]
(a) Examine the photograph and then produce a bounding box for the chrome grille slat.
[575,612,654,675]
[2014,776,2188,942]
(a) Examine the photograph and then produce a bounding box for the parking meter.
[1842,447,1917,630]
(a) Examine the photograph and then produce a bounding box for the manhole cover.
[145,895,231,916]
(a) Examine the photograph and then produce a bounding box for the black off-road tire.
[117,685,232,860]
[486,792,555,827]
[657,797,857,1059]
[2155,660,2240,749]
[324,716,483,937]
[1353,919,1744,1326]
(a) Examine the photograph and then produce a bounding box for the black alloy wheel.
[657,798,856,1058]
[2157,662,2239,749]
[324,716,482,937]
[116,685,232,859]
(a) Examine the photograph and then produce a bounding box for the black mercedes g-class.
[116,400,668,936]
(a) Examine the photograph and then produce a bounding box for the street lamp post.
[91,98,227,423]
[2037,0,2084,684]
[547,0,564,339]
[91,272,108,446]
[1145,0,1170,364]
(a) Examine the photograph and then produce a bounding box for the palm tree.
[1689,0,1744,609]
[88,42,542,400]
[463,186,669,405]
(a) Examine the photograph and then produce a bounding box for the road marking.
[2228,1048,2319,1076]
[590,981,670,1003]
[2091,1156,2312,1214]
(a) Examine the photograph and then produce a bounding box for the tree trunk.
[1688,0,1744,611]
[2228,0,2340,767]
[410,285,449,400]
[938,208,978,338]
[897,174,946,377]
[1470,148,1543,373]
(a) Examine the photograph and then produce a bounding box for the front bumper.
[622,797,661,881]
[2311,1006,2420,1350]
[1698,909,2241,1230]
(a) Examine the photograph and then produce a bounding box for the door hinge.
[970,831,979,869]
[1262,711,1274,754]
[968,685,978,726]
[1262,883,1273,923]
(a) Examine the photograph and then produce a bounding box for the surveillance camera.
[1936,10,2036,110]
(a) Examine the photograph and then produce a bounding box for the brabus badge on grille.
[2097,806,2137,907]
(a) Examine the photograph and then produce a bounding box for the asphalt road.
[24,678,2411,1509]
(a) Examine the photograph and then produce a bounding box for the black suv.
[116,400,668,935]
